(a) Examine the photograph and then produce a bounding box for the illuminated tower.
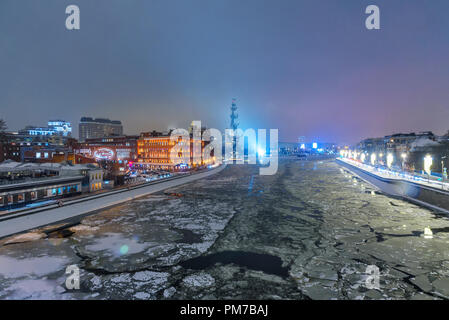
[230,98,239,131]
[230,99,239,159]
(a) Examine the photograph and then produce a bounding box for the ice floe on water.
[182,273,215,288]
[0,255,69,278]
[84,233,150,257]
[2,279,68,300]
[2,160,449,299]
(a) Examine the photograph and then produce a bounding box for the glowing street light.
[360,153,366,163]
[370,153,376,166]
[424,154,433,176]
[401,153,407,170]
[387,153,394,169]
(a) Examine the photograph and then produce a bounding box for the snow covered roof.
[0,161,99,173]
[409,137,440,151]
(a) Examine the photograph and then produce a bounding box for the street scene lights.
[387,153,394,169]
[424,154,433,177]
[401,153,407,170]
[360,153,366,163]
[370,153,376,166]
[442,155,447,179]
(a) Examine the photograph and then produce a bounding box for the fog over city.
[2,0,449,143]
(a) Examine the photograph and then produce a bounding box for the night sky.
[1,0,449,144]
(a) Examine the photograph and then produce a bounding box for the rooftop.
[80,117,122,125]
[0,160,99,173]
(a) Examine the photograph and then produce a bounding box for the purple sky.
[1,0,449,144]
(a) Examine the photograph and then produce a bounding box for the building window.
[36,152,41,158]
[7,195,13,203]
[44,152,49,158]
[17,193,24,203]
[0,196,3,206]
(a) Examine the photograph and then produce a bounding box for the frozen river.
[1,159,449,300]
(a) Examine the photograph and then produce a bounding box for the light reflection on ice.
[0,255,69,278]
[84,233,149,256]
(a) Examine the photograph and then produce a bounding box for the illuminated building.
[75,135,138,165]
[79,117,123,142]
[19,120,72,137]
[0,142,21,162]
[137,131,212,171]
[137,131,178,171]
[0,162,104,210]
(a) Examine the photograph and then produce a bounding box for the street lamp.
[387,153,394,169]
[441,156,447,179]
[361,153,366,163]
[401,153,407,170]
[378,153,383,165]
[370,153,376,166]
[424,154,433,182]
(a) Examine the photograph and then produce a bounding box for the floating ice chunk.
[4,279,67,300]
[134,292,151,299]
[110,274,131,283]
[423,227,433,239]
[183,273,215,288]
[163,287,176,298]
[132,271,169,284]
[85,233,149,256]
[0,255,68,278]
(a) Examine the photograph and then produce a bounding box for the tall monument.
[230,98,239,159]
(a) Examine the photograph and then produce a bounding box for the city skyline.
[2,0,449,144]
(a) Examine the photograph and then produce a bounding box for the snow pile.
[3,232,46,245]
[409,137,440,151]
